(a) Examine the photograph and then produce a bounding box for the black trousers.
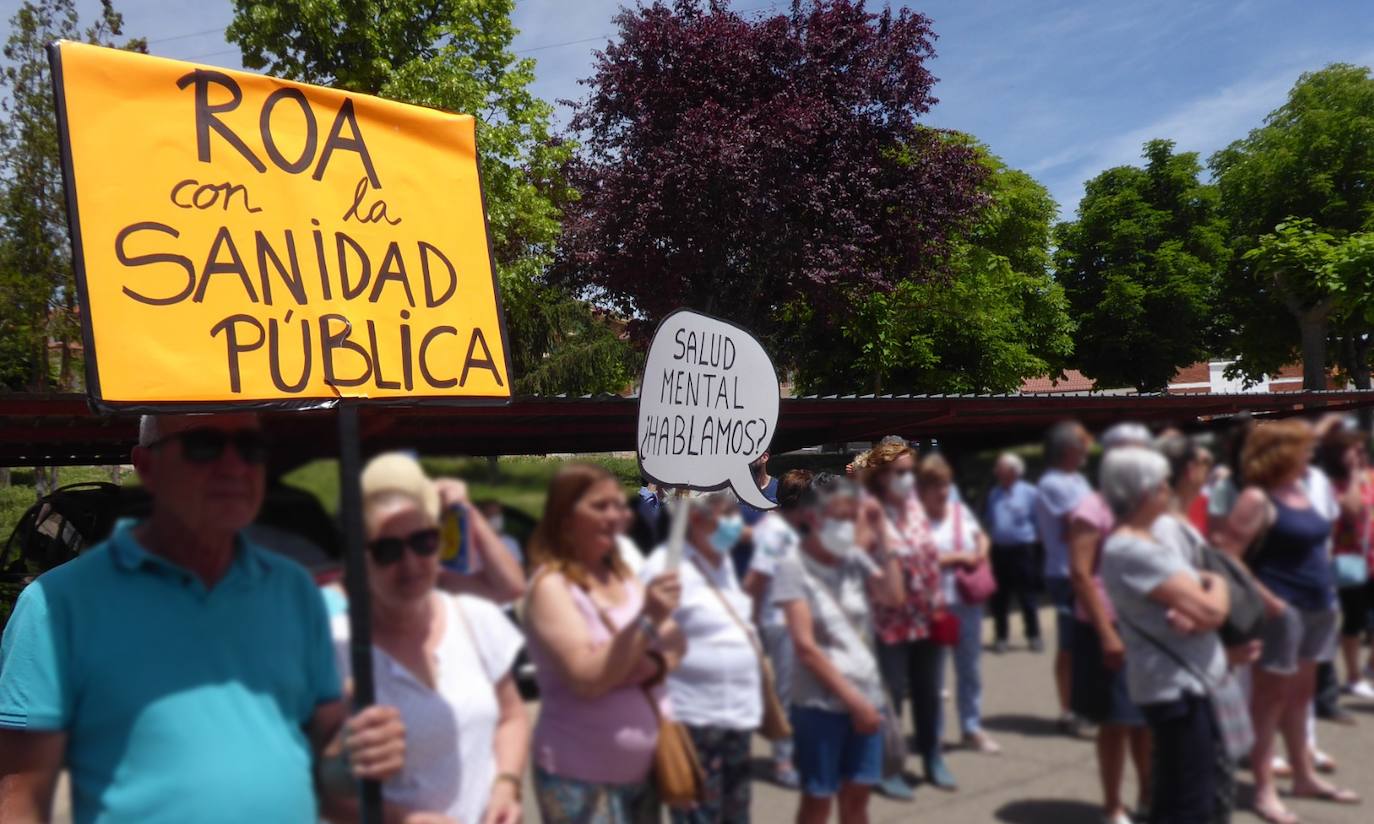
[989,544,1042,643]
[876,638,945,762]
[1315,660,1342,717]
[1143,693,1219,824]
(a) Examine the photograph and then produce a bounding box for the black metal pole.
[337,404,383,823]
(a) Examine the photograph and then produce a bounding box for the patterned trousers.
[670,726,753,824]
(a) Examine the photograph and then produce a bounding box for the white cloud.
[1044,46,1374,215]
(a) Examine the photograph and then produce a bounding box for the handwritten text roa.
[50,41,511,407]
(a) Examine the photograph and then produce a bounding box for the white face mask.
[817,518,856,554]
[887,471,916,498]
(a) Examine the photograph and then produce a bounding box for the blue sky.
[59,0,1374,217]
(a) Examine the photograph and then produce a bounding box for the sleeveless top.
[529,570,666,785]
[1251,496,1335,612]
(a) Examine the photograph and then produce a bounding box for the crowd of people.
[2,412,1373,824]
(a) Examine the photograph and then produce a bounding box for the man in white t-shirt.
[743,469,813,790]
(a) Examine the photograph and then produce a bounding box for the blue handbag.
[1335,553,1369,589]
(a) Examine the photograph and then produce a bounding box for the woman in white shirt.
[918,454,1001,754]
[332,453,531,824]
[640,490,762,823]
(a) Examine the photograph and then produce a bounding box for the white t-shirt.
[748,513,800,628]
[928,501,985,607]
[332,593,523,824]
[616,533,646,576]
[641,544,762,730]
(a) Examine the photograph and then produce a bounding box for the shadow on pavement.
[994,798,1102,823]
[981,713,1075,738]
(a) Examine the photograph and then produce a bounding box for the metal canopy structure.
[5,389,1374,469]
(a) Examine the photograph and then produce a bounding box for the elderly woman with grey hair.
[986,452,1043,652]
[1068,423,1154,824]
[1100,446,1231,824]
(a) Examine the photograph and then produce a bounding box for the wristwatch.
[636,613,661,644]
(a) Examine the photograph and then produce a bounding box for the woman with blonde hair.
[523,464,686,823]
[1223,420,1359,823]
[863,439,954,793]
[328,453,530,824]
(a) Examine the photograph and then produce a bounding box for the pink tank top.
[530,572,665,785]
[1070,493,1118,623]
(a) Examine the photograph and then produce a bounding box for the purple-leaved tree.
[553,0,988,360]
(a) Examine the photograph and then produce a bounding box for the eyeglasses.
[368,528,441,566]
[148,428,269,465]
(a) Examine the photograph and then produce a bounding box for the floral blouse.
[870,493,943,644]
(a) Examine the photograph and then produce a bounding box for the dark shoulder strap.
[1116,609,1216,694]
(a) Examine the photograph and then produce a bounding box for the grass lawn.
[282,453,644,519]
[2,456,646,542]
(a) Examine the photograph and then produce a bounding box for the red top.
[1187,491,1210,535]
[1332,469,1374,565]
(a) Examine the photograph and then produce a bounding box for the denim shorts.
[1070,620,1145,727]
[1043,576,1076,652]
[790,705,882,798]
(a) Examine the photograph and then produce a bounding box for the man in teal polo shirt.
[0,413,406,823]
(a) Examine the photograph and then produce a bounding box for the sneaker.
[877,774,915,801]
[773,762,800,790]
[964,731,1002,754]
[1343,679,1374,700]
[1272,756,1293,778]
[1102,813,1133,824]
[1315,750,1338,774]
[1028,637,1045,653]
[924,756,958,790]
[1057,712,1082,737]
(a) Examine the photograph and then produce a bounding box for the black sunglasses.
[149,428,269,465]
[368,528,441,566]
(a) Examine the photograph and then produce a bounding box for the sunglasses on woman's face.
[368,528,441,566]
[149,427,269,465]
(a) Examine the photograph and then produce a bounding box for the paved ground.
[51,608,1374,822]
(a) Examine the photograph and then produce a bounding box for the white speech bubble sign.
[637,309,780,512]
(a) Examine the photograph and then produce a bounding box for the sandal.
[1290,785,1360,804]
[1251,802,1300,824]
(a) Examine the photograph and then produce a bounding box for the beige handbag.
[646,697,707,806]
[689,556,793,741]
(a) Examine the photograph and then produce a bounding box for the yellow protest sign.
[49,41,511,409]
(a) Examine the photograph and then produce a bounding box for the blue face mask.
[710,513,745,552]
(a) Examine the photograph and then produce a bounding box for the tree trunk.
[35,466,59,498]
[29,336,48,392]
[59,339,74,390]
[1298,311,1329,391]
[1352,335,1372,390]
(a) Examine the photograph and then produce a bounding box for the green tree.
[0,0,144,392]
[1211,64,1374,389]
[227,0,632,395]
[1054,139,1228,392]
[791,142,1075,394]
[1241,219,1374,387]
